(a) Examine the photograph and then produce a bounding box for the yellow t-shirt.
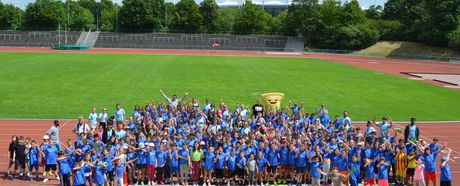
[407,155,416,168]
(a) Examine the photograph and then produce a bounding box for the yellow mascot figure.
[261,92,285,111]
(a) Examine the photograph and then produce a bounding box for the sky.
[1,0,386,10]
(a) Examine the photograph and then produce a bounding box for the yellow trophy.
[261,92,285,110]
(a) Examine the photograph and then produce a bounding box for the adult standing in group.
[88,107,98,132]
[47,120,60,151]
[404,118,420,143]
[114,104,125,126]
[98,108,108,128]
[160,89,188,108]
[252,99,264,117]
[73,117,90,139]
[339,111,352,128]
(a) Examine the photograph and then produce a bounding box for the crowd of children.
[4,90,454,186]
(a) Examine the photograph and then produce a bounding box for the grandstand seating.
[0,31,80,47]
[0,31,305,51]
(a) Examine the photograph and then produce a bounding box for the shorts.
[339,170,349,181]
[268,166,277,174]
[45,164,57,171]
[287,164,295,171]
[424,171,436,182]
[364,178,375,185]
[396,169,406,177]
[414,179,425,185]
[136,164,146,169]
[29,164,39,171]
[169,166,179,174]
[440,180,452,186]
[106,171,114,181]
[215,169,224,178]
[378,179,389,186]
[15,159,25,169]
[406,168,415,176]
[227,170,236,178]
[296,167,305,173]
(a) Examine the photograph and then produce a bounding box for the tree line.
[0,0,458,50]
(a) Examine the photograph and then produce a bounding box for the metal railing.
[308,49,460,63]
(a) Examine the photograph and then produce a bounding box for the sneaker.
[49,172,53,176]
[43,178,49,183]
[30,177,34,182]
[42,172,46,177]
[227,182,230,186]
[56,175,60,180]
[274,181,278,186]
[283,180,287,184]
[141,181,144,185]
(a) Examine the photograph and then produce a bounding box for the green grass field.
[1,52,459,121]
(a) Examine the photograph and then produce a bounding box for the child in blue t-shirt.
[348,155,360,186]
[73,159,91,186]
[226,149,237,185]
[156,144,167,184]
[93,161,107,186]
[256,151,267,186]
[28,140,39,181]
[377,157,390,186]
[146,143,157,185]
[57,152,71,186]
[203,146,216,186]
[135,143,147,185]
[168,144,180,185]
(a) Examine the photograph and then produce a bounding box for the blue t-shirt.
[279,147,289,164]
[257,157,267,172]
[147,150,157,166]
[348,162,360,180]
[204,152,215,170]
[215,153,226,169]
[137,150,147,165]
[73,165,90,185]
[58,158,71,175]
[441,162,451,181]
[266,149,279,167]
[29,147,39,165]
[310,162,321,178]
[44,144,58,165]
[422,154,436,172]
[179,149,189,165]
[93,165,107,185]
[295,150,307,168]
[237,157,246,169]
[364,162,375,179]
[334,156,348,171]
[227,155,237,170]
[169,151,179,167]
[157,151,167,167]
[378,163,389,179]
[114,162,125,178]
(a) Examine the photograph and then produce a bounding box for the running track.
[0,47,459,185]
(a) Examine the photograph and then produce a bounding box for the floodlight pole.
[96,9,100,31]
[116,6,119,33]
[66,0,70,45]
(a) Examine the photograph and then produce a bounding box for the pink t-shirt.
[414,164,425,180]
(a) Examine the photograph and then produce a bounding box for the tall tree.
[171,0,203,33]
[417,0,458,46]
[341,0,366,25]
[215,8,238,33]
[200,0,219,33]
[25,0,66,30]
[382,0,425,40]
[0,3,24,30]
[283,0,320,38]
[119,0,164,32]
[233,1,270,34]
[69,3,95,30]
[364,5,382,19]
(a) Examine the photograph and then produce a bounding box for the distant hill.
[353,41,460,58]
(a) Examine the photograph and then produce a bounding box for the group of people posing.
[5,90,454,186]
